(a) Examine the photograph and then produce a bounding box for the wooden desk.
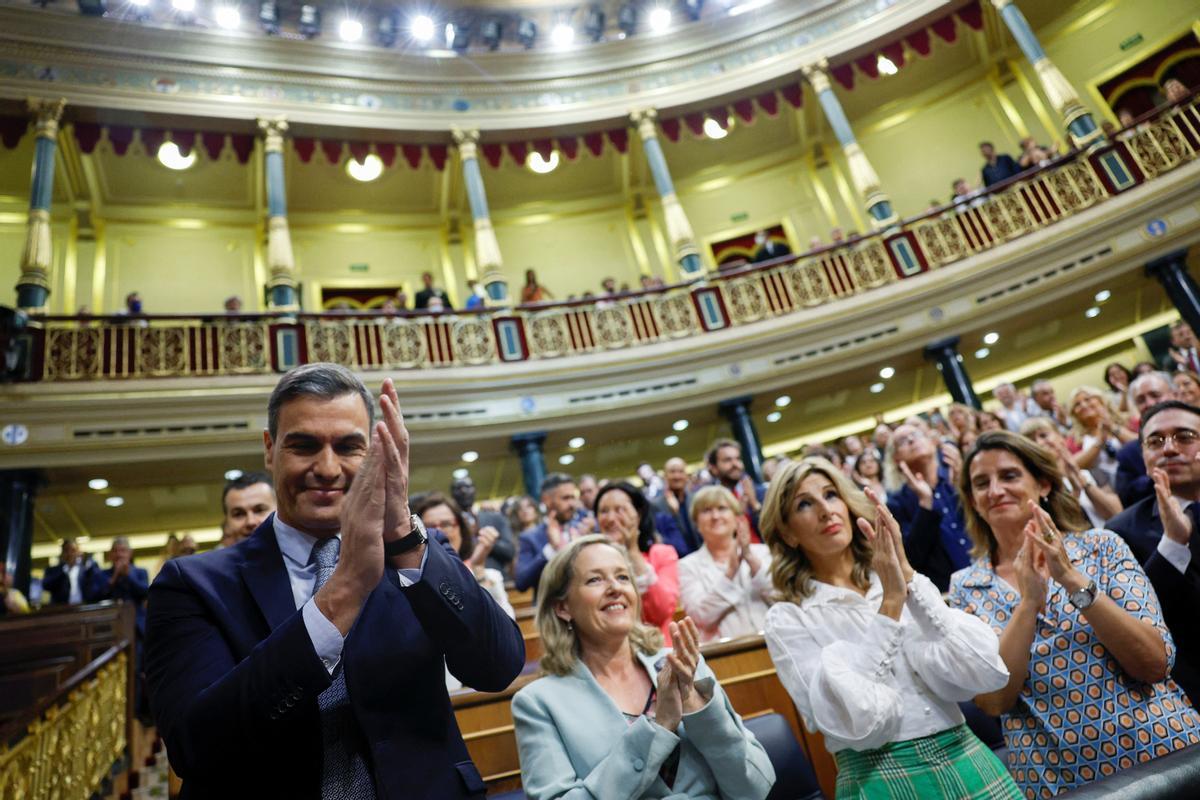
[451,633,837,798]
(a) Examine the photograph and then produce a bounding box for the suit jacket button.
[633,757,645,771]
[439,580,451,596]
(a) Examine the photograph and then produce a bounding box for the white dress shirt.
[67,562,83,604]
[1160,498,1197,574]
[764,572,1009,753]
[677,543,773,643]
[273,515,425,675]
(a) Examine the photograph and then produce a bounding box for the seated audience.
[414,492,513,619]
[993,382,1037,431]
[1104,362,1133,415]
[705,438,765,539]
[1174,369,1200,405]
[578,473,600,512]
[651,457,699,557]
[509,494,543,538]
[91,537,150,632]
[979,141,1021,187]
[1162,319,1200,373]
[1115,371,1175,507]
[42,537,102,605]
[1133,360,1157,377]
[450,474,515,573]
[1029,379,1071,432]
[761,459,1019,799]
[677,486,773,643]
[977,410,1005,433]
[594,482,679,641]
[884,422,970,591]
[851,447,886,497]
[515,473,595,592]
[1067,385,1136,487]
[946,402,978,442]
[1019,416,1122,527]
[512,536,774,800]
[950,431,1200,798]
[521,269,552,304]
[219,471,276,548]
[1105,400,1200,704]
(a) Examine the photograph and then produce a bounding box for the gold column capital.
[989,0,1014,10]
[452,127,480,161]
[27,97,66,140]
[630,108,659,142]
[257,117,289,153]
[801,60,832,94]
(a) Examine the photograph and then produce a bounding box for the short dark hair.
[412,491,474,560]
[266,363,374,439]
[979,141,994,148]
[1140,400,1200,439]
[593,481,656,553]
[706,438,741,467]
[222,471,274,508]
[540,472,575,497]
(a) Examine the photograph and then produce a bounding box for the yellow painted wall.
[291,225,442,309]
[0,220,71,312]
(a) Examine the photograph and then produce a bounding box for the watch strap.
[1070,578,1098,610]
[385,515,427,558]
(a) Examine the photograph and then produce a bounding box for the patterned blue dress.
[948,529,1200,798]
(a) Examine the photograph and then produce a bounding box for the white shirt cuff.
[1157,536,1193,575]
[394,543,429,587]
[541,542,557,562]
[302,596,344,674]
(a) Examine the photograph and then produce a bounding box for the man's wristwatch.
[1068,578,1099,610]
[384,515,428,558]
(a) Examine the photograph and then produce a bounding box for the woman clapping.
[761,458,1020,799]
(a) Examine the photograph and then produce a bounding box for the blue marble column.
[802,63,896,228]
[453,128,508,304]
[16,98,66,312]
[718,396,765,485]
[991,0,1101,147]
[631,109,703,276]
[924,336,981,409]
[511,432,548,499]
[1146,250,1200,340]
[258,118,298,309]
[0,470,38,598]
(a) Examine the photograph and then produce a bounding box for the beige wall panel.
[104,224,256,314]
[291,227,442,306]
[495,209,637,297]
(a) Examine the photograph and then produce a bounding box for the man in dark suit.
[413,271,452,311]
[751,230,791,263]
[1105,400,1200,704]
[42,537,103,605]
[90,536,150,632]
[651,457,699,556]
[449,475,514,573]
[146,364,524,798]
[1114,371,1175,507]
[514,473,593,592]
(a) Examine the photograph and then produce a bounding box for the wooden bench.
[452,633,838,798]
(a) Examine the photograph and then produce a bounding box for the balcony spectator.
[521,269,552,303]
[638,274,664,290]
[224,295,242,313]
[1175,370,1200,405]
[117,291,149,327]
[807,235,823,251]
[426,296,445,313]
[751,230,791,263]
[979,141,1021,187]
[1029,379,1071,432]
[393,288,409,310]
[829,227,845,244]
[1017,136,1057,170]
[414,270,451,310]
[1164,77,1191,104]
[464,279,486,310]
[1163,320,1200,373]
[600,276,617,295]
[42,537,103,605]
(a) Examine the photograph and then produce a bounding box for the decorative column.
[630,109,702,276]
[802,62,896,228]
[511,432,547,499]
[990,0,1102,148]
[924,336,982,409]
[258,117,298,309]
[0,470,38,598]
[1146,250,1200,337]
[718,396,765,485]
[452,128,508,304]
[16,98,66,312]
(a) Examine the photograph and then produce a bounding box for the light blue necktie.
[310,537,376,799]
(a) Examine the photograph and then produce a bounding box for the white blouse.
[678,543,773,643]
[764,571,1008,753]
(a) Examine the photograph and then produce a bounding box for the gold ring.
[1043,531,1055,544]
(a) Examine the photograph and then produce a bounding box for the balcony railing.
[16,95,1200,382]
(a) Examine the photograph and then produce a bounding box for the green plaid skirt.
[833,723,1022,800]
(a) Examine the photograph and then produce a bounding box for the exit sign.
[1119,33,1143,51]
[350,263,369,272]
[730,212,749,223]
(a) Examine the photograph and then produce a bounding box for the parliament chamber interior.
[2,0,1200,797]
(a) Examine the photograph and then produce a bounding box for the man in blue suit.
[514,473,593,593]
[42,537,103,605]
[1105,400,1200,705]
[90,537,150,632]
[146,364,524,799]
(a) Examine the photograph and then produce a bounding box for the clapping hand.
[899,461,934,510]
[1023,501,1086,591]
[546,515,566,551]
[655,617,706,732]
[863,486,913,582]
[1152,467,1193,547]
[857,496,908,619]
[1012,541,1048,611]
[467,526,498,573]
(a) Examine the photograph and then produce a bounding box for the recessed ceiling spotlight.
[775,395,791,407]
[528,151,560,174]
[215,4,241,29]
[410,14,435,42]
[869,382,885,394]
[703,117,728,139]
[879,366,895,379]
[157,142,196,171]
[88,478,109,491]
[452,468,469,480]
[461,450,479,462]
[224,469,243,481]
[983,332,1000,345]
[672,419,689,431]
[1085,306,1101,318]
[568,436,586,449]
[648,5,671,31]
[171,0,195,12]
[767,411,782,423]
[876,54,898,75]
[975,347,991,359]
[664,434,680,446]
[1095,289,1111,303]
[346,154,383,182]
[339,16,364,42]
[550,23,575,47]
[559,454,575,465]
[105,496,125,508]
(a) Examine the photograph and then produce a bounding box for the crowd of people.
[17,336,1200,797]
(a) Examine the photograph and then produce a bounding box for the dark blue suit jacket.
[515,525,552,592]
[90,564,150,635]
[146,517,524,799]
[1114,439,1153,507]
[42,558,103,605]
[1105,498,1200,704]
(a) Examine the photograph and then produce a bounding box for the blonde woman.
[1067,385,1136,487]
[512,535,774,800]
[761,458,1019,799]
[1019,416,1122,526]
[677,485,773,643]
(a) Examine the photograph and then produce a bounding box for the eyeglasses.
[1143,430,1200,451]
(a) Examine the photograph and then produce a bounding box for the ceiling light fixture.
[215,4,240,29]
[559,454,575,465]
[452,468,469,480]
[105,496,125,508]
[728,0,771,16]
[410,14,435,42]
[157,141,196,171]
[568,436,586,449]
[664,434,680,446]
[975,347,990,359]
[88,478,109,491]
[339,16,364,42]
[1095,289,1111,303]
[879,366,895,379]
[1085,306,1101,318]
[983,331,1000,345]
[869,382,885,394]
[550,23,575,47]
[224,469,243,481]
[876,53,898,76]
[461,450,479,462]
[171,0,195,12]
[767,411,782,423]
[648,6,671,31]
[346,153,384,182]
[528,151,560,174]
[775,395,791,407]
[703,117,729,139]
[672,419,689,431]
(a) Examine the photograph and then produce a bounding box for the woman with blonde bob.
[761,458,1020,799]
[512,535,774,800]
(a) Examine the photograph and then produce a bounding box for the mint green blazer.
[512,648,775,799]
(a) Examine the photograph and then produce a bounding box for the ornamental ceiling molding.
[0,0,954,132]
